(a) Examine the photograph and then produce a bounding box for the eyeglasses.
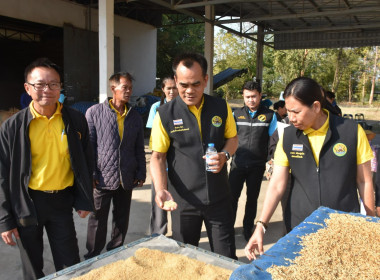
[27,82,62,91]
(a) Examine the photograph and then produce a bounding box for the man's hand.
[244,225,265,261]
[133,179,145,188]
[1,228,19,246]
[376,206,380,217]
[155,189,177,211]
[202,152,227,173]
[77,210,90,218]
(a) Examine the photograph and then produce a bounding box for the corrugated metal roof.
[68,0,380,49]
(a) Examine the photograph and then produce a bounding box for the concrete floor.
[0,141,284,280]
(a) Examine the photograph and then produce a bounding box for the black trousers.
[171,194,237,260]
[149,182,168,235]
[229,164,265,231]
[85,186,132,259]
[18,188,79,280]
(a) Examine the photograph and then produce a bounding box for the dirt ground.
[0,99,378,279]
[0,140,284,280]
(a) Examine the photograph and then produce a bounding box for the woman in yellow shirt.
[245,77,375,261]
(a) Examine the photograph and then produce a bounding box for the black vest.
[283,114,359,230]
[158,94,229,206]
[232,105,274,167]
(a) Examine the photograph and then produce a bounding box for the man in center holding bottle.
[150,52,238,259]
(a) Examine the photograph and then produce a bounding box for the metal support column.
[204,5,214,95]
[98,0,114,102]
[255,25,264,87]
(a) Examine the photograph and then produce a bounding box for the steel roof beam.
[247,23,380,35]
[276,36,380,44]
[173,0,272,9]
[307,0,334,26]
[149,0,269,45]
[148,0,213,24]
[215,6,380,24]
[342,0,360,24]
[215,23,274,47]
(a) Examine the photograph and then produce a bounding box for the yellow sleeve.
[273,133,290,167]
[150,113,171,153]
[225,102,237,138]
[356,124,374,165]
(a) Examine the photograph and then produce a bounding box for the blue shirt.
[246,108,278,136]
[146,100,166,128]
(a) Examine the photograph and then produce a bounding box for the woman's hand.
[244,226,265,261]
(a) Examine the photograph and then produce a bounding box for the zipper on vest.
[118,129,123,189]
[118,107,132,188]
[247,116,253,168]
[316,166,322,205]
[203,141,210,204]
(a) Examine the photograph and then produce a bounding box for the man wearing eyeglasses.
[0,58,94,280]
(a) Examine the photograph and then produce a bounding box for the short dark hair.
[283,77,324,107]
[24,57,62,82]
[273,100,285,110]
[172,53,208,78]
[325,91,335,99]
[242,81,261,93]
[109,72,134,85]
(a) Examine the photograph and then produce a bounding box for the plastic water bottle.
[205,143,218,172]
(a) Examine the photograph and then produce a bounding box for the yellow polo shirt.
[150,96,237,153]
[109,99,128,139]
[28,102,74,191]
[274,110,373,167]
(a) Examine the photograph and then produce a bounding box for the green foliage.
[214,29,256,99]
[213,28,379,103]
[156,21,378,103]
[156,15,204,84]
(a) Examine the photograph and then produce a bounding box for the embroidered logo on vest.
[238,116,246,119]
[333,143,347,157]
[212,116,222,127]
[258,114,266,122]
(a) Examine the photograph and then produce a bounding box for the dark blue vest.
[158,94,230,206]
[283,114,359,230]
[233,105,274,168]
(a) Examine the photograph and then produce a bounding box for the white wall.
[0,0,91,31]
[115,17,157,96]
[0,0,157,96]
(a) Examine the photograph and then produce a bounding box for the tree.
[156,15,204,84]
[337,48,364,102]
[369,46,379,105]
[270,49,313,93]
[213,28,256,99]
[212,26,377,103]
[332,48,343,93]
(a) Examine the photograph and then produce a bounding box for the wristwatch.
[222,150,231,161]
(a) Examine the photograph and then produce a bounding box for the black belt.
[30,187,72,194]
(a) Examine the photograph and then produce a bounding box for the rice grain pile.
[72,248,232,280]
[267,213,380,280]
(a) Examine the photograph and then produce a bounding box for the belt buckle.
[43,190,59,194]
